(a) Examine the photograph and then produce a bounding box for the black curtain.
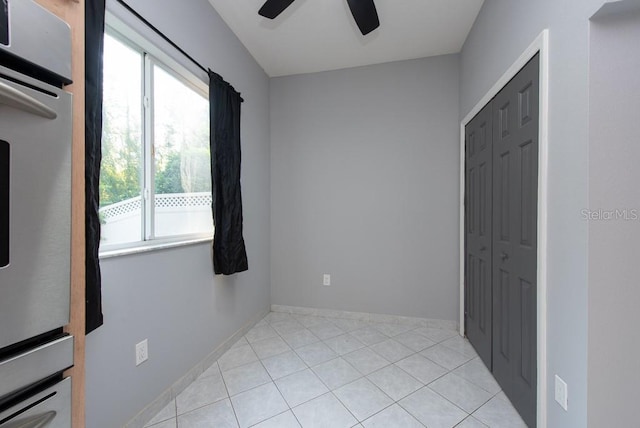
[209,71,248,275]
[85,0,106,333]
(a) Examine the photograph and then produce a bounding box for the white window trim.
[105,10,208,93]
[99,14,213,257]
[99,236,212,260]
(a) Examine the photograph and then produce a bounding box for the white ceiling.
[207,0,484,77]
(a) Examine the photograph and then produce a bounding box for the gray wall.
[588,4,640,426]
[459,0,605,426]
[85,1,271,427]
[270,55,460,321]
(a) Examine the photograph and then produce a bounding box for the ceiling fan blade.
[346,0,380,35]
[259,0,296,19]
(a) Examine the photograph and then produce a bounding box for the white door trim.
[458,29,549,428]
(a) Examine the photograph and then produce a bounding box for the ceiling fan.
[258,0,380,36]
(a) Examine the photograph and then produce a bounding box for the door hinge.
[143,96,150,109]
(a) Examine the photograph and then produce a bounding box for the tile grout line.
[273,315,402,425]
[307,319,448,423]
[263,314,311,428]
[326,389,361,426]
[267,313,346,427]
[267,314,368,426]
[217,361,240,428]
[252,326,292,426]
[244,313,327,426]
[236,332,279,427]
[172,399,177,428]
[171,363,232,424]
[331,375,395,425]
[170,312,511,427]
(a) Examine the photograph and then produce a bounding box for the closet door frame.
[459,29,549,428]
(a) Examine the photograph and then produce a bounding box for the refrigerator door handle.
[0,81,57,119]
[0,377,71,428]
[2,410,56,428]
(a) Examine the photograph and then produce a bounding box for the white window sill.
[99,236,212,259]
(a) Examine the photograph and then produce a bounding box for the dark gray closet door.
[491,53,539,428]
[464,101,493,369]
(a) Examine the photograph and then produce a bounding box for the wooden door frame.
[459,30,549,428]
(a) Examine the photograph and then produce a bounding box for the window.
[99,29,212,252]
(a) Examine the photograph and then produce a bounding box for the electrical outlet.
[323,274,331,286]
[555,374,568,411]
[136,339,149,366]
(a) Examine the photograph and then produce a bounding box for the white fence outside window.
[99,192,213,243]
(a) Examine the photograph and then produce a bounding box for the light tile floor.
[144,312,527,428]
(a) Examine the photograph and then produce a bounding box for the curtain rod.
[114,0,243,102]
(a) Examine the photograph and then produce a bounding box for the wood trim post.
[34,1,86,427]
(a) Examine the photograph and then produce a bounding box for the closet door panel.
[491,53,539,428]
[464,101,493,369]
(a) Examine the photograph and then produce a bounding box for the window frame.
[99,19,213,258]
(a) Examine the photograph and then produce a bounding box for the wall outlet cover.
[136,339,149,366]
[555,374,568,411]
[323,274,331,286]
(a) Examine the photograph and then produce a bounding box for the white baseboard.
[271,304,458,331]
